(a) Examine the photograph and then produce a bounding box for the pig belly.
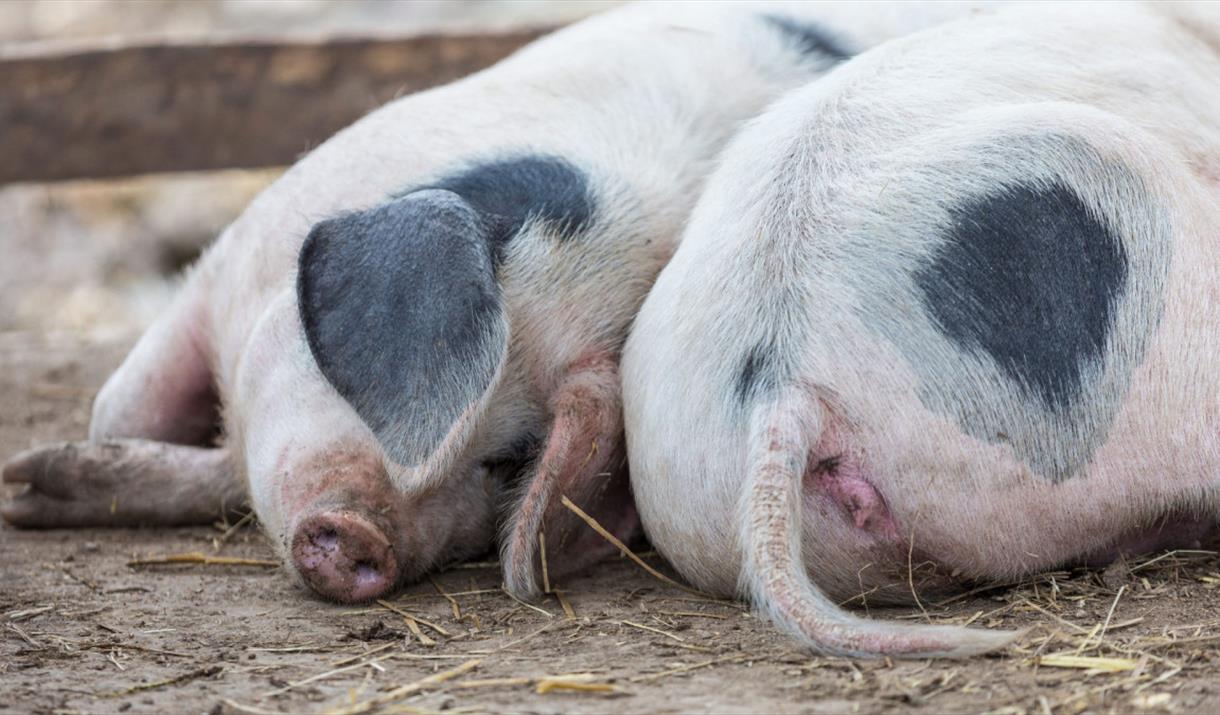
[847,338,1220,596]
[882,464,1220,589]
[805,418,1220,603]
[807,475,1218,606]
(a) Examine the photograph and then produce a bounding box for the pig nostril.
[354,561,382,587]
[314,527,340,551]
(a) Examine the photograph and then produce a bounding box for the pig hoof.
[292,512,397,603]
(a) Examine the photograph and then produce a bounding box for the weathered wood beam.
[0,28,552,184]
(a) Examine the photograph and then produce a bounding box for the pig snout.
[263,446,407,604]
[292,510,398,603]
[253,438,499,604]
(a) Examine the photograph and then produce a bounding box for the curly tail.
[738,388,1022,658]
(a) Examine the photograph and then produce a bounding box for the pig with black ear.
[2,1,992,604]
[622,1,1220,657]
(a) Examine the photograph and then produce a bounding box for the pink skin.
[0,267,501,604]
[806,417,900,542]
[795,350,1220,604]
[742,396,1013,658]
[273,446,406,603]
[502,354,639,599]
[784,374,1219,621]
[255,435,498,604]
[294,512,396,603]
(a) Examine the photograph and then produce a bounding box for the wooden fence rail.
[0,28,551,184]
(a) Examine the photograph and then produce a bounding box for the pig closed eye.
[480,434,540,486]
[812,455,841,475]
[481,457,529,489]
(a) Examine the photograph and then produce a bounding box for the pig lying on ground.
[622,1,1220,657]
[2,2,987,605]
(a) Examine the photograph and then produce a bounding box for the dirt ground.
[1,330,1219,715]
[3,2,1220,710]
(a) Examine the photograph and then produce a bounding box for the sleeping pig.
[622,1,1220,657]
[2,2,991,604]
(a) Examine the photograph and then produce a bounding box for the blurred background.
[0,0,612,336]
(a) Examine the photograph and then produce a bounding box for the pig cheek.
[404,477,499,574]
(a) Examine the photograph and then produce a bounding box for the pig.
[1,2,993,604]
[622,1,1220,657]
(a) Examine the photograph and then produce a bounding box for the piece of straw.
[559,495,707,596]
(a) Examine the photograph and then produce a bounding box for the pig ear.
[297,189,508,466]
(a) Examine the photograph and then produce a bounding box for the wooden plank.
[0,29,552,184]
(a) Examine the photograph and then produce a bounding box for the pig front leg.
[2,265,244,528]
[2,440,242,527]
[502,355,640,600]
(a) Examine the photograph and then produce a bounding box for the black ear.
[297,189,507,465]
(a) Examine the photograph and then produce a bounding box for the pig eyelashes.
[915,181,1129,412]
[297,189,507,466]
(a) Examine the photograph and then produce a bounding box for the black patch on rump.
[734,341,776,407]
[915,182,1128,411]
[297,189,506,465]
[762,14,854,65]
[421,155,595,245]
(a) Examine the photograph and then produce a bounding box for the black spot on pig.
[420,155,595,246]
[734,341,776,407]
[763,14,853,65]
[916,182,1127,412]
[298,189,507,465]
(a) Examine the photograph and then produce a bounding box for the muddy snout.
[291,510,398,603]
[275,448,411,604]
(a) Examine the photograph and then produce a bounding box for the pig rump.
[640,97,1180,656]
[740,387,1018,658]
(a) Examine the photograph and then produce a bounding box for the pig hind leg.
[90,268,220,444]
[501,355,640,599]
[2,268,242,527]
[741,389,1020,658]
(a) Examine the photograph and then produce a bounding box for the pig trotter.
[502,356,636,599]
[741,392,1021,658]
[291,511,398,603]
[2,439,241,528]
